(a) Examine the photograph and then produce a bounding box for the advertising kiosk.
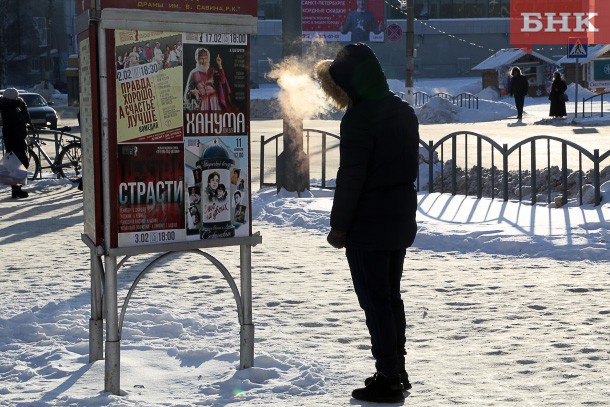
[76,1,260,395]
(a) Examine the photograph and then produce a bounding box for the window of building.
[258,0,281,19]
[389,0,510,19]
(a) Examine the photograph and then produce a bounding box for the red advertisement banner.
[302,0,385,42]
[117,143,185,242]
[96,0,256,16]
[511,0,610,45]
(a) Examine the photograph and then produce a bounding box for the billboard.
[510,0,610,45]
[113,30,250,248]
[302,0,385,42]
[87,0,257,16]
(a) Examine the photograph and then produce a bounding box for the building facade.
[254,0,514,81]
[0,0,77,91]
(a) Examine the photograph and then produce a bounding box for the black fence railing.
[260,129,341,190]
[260,130,610,206]
[399,91,479,109]
[581,91,610,118]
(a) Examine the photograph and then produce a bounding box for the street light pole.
[44,0,54,82]
[0,0,6,88]
[403,0,415,104]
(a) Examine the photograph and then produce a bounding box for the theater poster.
[115,30,184,143]
[116,143,186,247]
[114,29,250,248]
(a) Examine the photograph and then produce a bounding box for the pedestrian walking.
[548,71,568,118]
[0,88,31,198]
[315,43,419,403]
[509,66,529,121]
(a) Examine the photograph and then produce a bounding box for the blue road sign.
[567,39,588,58]
[386,23,402,42]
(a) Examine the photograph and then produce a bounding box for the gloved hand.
[327,228,346,249]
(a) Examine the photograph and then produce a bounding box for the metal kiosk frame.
[76,4,260,396]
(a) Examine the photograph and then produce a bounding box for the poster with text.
[117,143,186,247]
[302,0,385,42]
[97,0,257,15]
[115,30,184,143]
[113,30,251,248]
[182,32,248,137]
[184,136,249,240]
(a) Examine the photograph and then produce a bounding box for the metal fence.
[260,129,610,206]
[581,91,610,118]
[260,129,341,190]
[400,91,479,109]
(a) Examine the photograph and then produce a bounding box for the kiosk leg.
[104,255,121,395]
[89,250,104,362]
[239,244,254,369]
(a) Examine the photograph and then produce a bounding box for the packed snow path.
[1,183,609,405]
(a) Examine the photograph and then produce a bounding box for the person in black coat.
[509,66,529,121]
[315,43,419,403]
[549,71,568,118]
[0,88,31,198]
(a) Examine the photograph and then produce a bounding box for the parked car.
[0,90,58,130]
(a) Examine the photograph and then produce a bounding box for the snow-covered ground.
[252,76,610,126]
[1,77,609,405]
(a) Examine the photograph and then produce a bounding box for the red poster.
[117,143,185,246]
[98,0,257,16]
[510,0,610,45]
[302,0,385,42]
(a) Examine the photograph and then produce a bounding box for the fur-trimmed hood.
[315,43,389,109]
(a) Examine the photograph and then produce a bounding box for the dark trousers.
[515,95,525,119]
[346,248,407,377]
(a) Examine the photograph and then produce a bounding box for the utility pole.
[403,0,415,104]
[0,0,7,88]
[276,0,309,195]
[44,0,54,82]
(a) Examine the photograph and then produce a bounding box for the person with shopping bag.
[0,88,31,198]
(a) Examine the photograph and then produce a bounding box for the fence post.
[562,143,568,206]
[451,137,457,195]
[594,149,601,206]
[477,137,482,199]
[503,143,508,201]
[531,140,537,205]
[259,136,265,189]
[428,140,434,193]
[321,133,327,189]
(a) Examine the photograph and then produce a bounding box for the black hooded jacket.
[328,43,419,250]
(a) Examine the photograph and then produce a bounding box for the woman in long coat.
[549,71,568,118]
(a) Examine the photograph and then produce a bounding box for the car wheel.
[50,121,57,130]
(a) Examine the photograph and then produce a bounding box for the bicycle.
[26,124,83,182]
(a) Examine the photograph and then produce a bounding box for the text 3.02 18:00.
[134,231,177,244]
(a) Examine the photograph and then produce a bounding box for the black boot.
[11,185,29,199]
[364,369,413,391]
[365,370,411,391]
[352,372,404,403]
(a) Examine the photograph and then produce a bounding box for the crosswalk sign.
[568,38,588,58]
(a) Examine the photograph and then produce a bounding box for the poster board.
[302,0,385,42]
[112,30,251,248]
[76,2,257,252]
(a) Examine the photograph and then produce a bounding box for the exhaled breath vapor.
[267,44,337,125]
